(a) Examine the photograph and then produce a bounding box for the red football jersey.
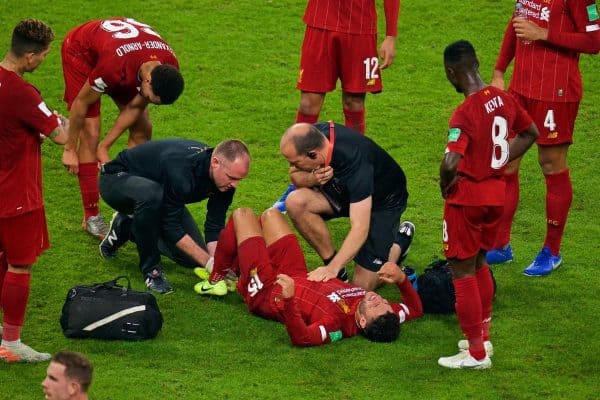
[65,18,179,102]
[278,278,420,346]
[445,86,533,206]
[0,67,60,217]
[495,0,600,102]
[303,0,399,36]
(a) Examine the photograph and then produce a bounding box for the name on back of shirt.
[115,40,173,57]
[484,95,504,114]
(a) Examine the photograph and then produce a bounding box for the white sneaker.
[0,342,51,362]
[83,214,110,239]
[457,339,494,356]
[438,350,491,369]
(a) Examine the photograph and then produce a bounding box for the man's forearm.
[175,234,211,266]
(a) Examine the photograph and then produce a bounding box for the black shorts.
[319,185,406,272]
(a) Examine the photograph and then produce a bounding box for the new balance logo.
[106,230,118,246]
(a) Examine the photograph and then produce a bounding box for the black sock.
[322,251,337,265]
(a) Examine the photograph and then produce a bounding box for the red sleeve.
[446,108,470,157]
[391,279,423,322]
[495,20,517,72]
[546,0,600,54]
[383,0,400,37]
[18,85,60,136]
[280,298,341,347]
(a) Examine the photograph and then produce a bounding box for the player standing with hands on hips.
[61,18,184,239]
[438,40,538,369]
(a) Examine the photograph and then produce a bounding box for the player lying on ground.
[195,207,422,346]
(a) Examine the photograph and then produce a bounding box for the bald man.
[279,122,412,291]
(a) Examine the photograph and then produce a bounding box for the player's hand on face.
[377,261,404,284]
[62,148,79,175]
[313,166,333,185]
[379,36,397,69]
[307,265,337,282]
[276,274,295,299]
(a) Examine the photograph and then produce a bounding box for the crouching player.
[195,208,422,346]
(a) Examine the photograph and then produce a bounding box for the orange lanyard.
[324,120,335,167]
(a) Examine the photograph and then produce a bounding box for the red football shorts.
[61,31,102,118]
[237,235,307,320]
[297,26,382,94]
[0,208,49,266]
[510,91,579,145]
[443,203,503,260]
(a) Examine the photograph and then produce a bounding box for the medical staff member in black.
[280,122,412,291]
[99,139,250,294]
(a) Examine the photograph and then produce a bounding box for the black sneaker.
[396,221,415,264]
[145,268,174,294]
[336,267,349,282]
[99,212,132,259]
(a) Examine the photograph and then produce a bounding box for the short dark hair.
[214,139,250,162]
[11,19,54,57]
[292,124,325,155]
[443,40,479,70]
[52,351,93,392]
[361,312,400,343]
[150,64,184,105]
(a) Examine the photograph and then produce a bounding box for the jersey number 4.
[101,18,161,39]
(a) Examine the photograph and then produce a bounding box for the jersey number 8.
[491,116,509,169]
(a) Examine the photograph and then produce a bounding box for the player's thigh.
[480,206,503,251]
[61,40,100,117]
[520,96,579,146]
[286,187,335,216]
[297,27,338,92]
[0,209,49,266]
[339,33,381,93]
[443,204,485,260]
[268,234,308,277]
[237,237,281,319]
[354,208,402,271]
[99,173,162,215]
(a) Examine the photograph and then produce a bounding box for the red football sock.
[343,108,365,134]
[495,171,519,248]
[476,265,494,341]
[78,162,100,219]
[0,251,7,308]
[1,271,31,341]
[211,218,238,282]
[544,169,572,255]
[295,111,318,124]
[453,276,486,360]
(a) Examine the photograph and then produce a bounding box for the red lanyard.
[324,120,335,167]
